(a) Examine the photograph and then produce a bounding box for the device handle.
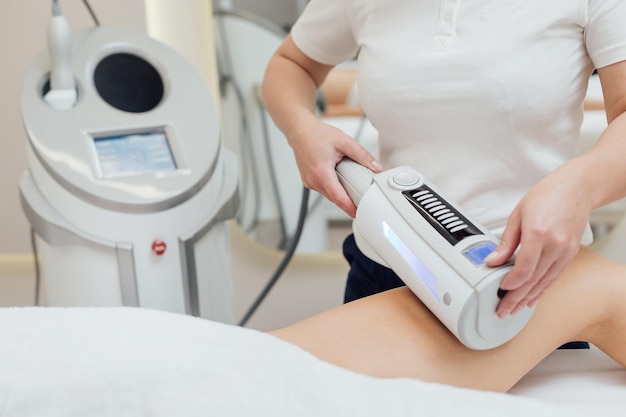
[335,158,375,206]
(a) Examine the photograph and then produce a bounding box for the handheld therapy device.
[336,159,535,349]
[19,5,238,323]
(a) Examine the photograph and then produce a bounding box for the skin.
[262,35,626,317]
[270,246,626,392]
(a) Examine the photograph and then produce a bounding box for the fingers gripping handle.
[335,159,375,206]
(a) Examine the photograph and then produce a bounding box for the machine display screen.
[92,130,177,178]
[463,242,497,266]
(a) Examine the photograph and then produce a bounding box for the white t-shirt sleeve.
[586,0,626,68]
[290,0,359,65]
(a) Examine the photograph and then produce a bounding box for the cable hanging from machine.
[238,186,310,327]
[82,0,100,26]
[51,1,100,26]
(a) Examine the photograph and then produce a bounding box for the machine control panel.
[463,241,497,266]
[92,130,177,179]
[21,27,222,212]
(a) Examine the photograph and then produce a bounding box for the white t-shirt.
[291,0,626,240]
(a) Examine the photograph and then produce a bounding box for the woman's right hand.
[262,34,381,216]
[289,117,382,218]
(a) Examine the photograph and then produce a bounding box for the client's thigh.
[270,247,622,391]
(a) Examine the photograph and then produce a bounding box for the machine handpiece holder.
[44,0,77,110]
[336,159,535,350]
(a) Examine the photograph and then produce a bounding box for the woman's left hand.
[487,61,626,318]
[485,164,591,318]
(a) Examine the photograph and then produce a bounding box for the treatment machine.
[19,2,238,322]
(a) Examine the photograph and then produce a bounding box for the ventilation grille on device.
[403,185,482,245]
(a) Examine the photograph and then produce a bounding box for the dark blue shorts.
[341,233,588,349]
[342,233,405,303]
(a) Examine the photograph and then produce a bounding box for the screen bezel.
[88,126,184,180]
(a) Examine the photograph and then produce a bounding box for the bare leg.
[270,247,626,392]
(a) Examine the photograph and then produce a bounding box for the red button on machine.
[151,240,167,255]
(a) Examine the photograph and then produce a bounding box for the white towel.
[0,307,593,417]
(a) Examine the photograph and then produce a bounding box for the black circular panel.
[94,53,164,113]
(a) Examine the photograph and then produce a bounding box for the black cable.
[238,187,310,327]
[353,113,367,143]
[257,96,289,249]
[214,9,312,326]
[30,228,41,306]
[82,0,100,26]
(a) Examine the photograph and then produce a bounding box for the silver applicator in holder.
[336,158,535,350]
[43,0,77,110]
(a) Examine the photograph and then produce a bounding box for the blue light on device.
[382,221,441,303]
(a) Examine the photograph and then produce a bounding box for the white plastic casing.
[44,14,77,110]
[336,159,534,350]
[19,27,238,323]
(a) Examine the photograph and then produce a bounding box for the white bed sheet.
[510,345,626,413]
[0,307,622,417]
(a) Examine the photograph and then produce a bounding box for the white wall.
[0,0,146,254]
[145,0,220,97]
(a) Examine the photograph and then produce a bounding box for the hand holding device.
[486,164,591,317]
[336,158,535,349]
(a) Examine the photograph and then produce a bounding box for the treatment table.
[0,307,623,416]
